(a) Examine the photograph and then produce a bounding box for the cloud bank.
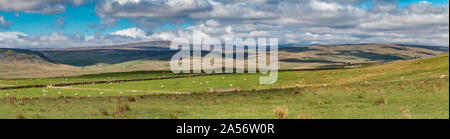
[0,0,448,48]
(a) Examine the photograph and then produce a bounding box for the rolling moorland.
[1,42,448,78]
[0,42,448,119]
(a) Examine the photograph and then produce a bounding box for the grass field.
[0,70,182,86]
[0,54,448,119]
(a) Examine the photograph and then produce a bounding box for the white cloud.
[0,15,11,29]
[0,0,448,48]
[0,0,86,14]
[95,0,211,18]
[111,27,148,39]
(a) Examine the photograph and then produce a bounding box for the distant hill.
[278,44,448,69]
[1,42,448,78]
[38,42,448,68]
[0,48,56,64]
[37,41,172,51]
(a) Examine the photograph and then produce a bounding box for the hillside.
[40,42,448,69]
[0,48,170,78]
[0,48,55,64]
[0,48,82,78]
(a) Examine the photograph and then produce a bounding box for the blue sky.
[0,0,448,48]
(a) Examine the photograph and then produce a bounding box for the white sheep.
[75,93,79,96]
[100,92,104,95]
[57,92,62,95]
[43,93,47,96]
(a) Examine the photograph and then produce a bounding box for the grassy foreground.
[0,54,448,119]
[0,77,447,119]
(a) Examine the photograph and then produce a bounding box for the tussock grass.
[274,107,289,119]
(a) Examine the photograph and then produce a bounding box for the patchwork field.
[0,53,448,119]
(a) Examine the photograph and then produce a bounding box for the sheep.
[119,91,123,95]
[43,93,47,96]
[57,92,62,95]
[160,85,165,88]
[229,84,233,87]
[100,92,104,95]
[440,75,447,79]
[75,93,79,96]
[6,94,10,97]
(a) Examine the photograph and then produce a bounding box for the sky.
[0,0,448,48]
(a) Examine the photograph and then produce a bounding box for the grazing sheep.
[160,85,165,88]
[206,81,209,84]
[401,77,405,80]
[100,92,104,95]
[87,95,91,97]
[193,81,196,83]
[229,84,233,87]
[199,83,203,85]
[440,75,447,79]
[57,92,62,95]
[322,84,327,87]
[43,93,47,96]
[42,89,48,93]
[75,93,79,96]
[119,91,123,94]
[6,94,10,97]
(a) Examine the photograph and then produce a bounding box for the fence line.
[0,67,358,90]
